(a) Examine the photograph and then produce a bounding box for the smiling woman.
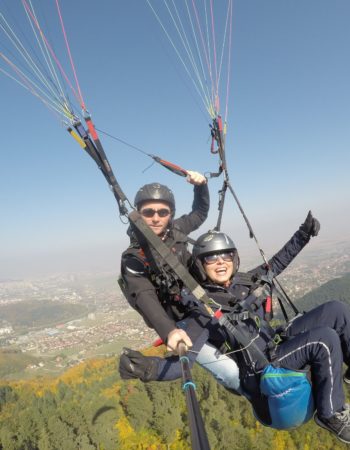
[192,230,240,286]
[203,253,235,286]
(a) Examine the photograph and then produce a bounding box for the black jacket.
[203,227,311,313]
[120,183,209,341]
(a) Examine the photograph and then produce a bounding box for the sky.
[0,0,349,279]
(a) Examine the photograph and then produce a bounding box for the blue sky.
[1,1,349,278]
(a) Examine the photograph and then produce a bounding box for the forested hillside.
[298,273,350,310]
[0,354,348,450]
[1,275,350,449]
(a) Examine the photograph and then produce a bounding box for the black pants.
[156,300,350,419]
[275,300,350,418]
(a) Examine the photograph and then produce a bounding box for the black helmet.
[134,183,175,211]
[193,231,237,259]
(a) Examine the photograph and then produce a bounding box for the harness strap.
[129,210,216,316]
[228,311,250,321]
[276,295,289,323]
[258,271,300,322]
[272,279,300,318]
[218,313,269,368]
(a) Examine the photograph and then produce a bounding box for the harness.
[214,274,278,368]
[125,225,191,303]
[211,274,314,430]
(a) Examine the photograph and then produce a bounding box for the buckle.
[229,311,249,321]
[273,334,282,345]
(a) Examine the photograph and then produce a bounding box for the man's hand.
[186,170,207,186]
[166,328,193,353]
[299,211,320,237]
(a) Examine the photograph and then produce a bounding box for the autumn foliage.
[0,355,348,449]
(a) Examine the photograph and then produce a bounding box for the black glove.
[299,211,320,237]
[119,348,159,382]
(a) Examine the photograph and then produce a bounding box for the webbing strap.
[228,291,277,359]
[128,210,215,316]
[215,179,228,231]
[73,120,129,216]
[218,314,269,367]
[273,278,299,316]
[276,295,289,323]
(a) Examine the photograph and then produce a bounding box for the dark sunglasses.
[203,252,234,265]
[140,208,171,218]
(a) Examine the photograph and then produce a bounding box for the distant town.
[0,238,349,377]
[0,274,158,376]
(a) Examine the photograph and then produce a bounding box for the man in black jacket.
[120,171,209,352]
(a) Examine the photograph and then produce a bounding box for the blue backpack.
[259,364,315,429]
